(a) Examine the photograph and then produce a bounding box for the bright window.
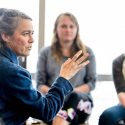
[45,0,125,75]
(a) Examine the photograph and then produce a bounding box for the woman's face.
[6,19,34,56]
[56,15,77,48]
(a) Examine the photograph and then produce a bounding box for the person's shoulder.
[113,53,125,66]
[39,46,52,58]
[10,62,29,75]
[86,46,92,51]
[115,53,125,61]
[0,59,29,78]
[40,46,51,53]
[120,53,125,59]
[86,46,94,55]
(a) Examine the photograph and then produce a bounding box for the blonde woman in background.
[36,12,97,125]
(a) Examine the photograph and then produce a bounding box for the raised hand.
[59,50,89,80]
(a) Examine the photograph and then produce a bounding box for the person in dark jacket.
[0,8,89,125]
[99,54,125,125]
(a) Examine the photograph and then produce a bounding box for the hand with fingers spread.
[59,50,89,80]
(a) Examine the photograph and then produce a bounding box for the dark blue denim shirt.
[0,46,73,125]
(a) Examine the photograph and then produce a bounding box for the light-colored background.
[89,81,118,125]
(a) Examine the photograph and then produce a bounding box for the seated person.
[0,8,89,125]
[99,54,125,125]
[36,12,97,125]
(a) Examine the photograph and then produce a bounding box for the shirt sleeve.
[6,66,73,122]
[36,47,48,88]
[112,54,125,93]
[84,47,97,90]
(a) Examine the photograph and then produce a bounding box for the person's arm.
[118,92,125,106]
[113,54,125,106]
[8,50,89,122]
[119,59,125,106]
[74,47,97,93]
[74,84,90,93]
[36,47,50,94]
[38,85,50,94]
[7,69,72,121]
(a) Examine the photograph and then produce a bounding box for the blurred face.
[56,15,77,48]
[5,19,34,56]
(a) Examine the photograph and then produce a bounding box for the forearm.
[38,85,50,94]
[74,84,90,93]
[118,92,125,107]
[30,77,73,121]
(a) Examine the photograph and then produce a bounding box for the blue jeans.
[98,104,125,125]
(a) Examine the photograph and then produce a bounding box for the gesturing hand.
[59,50,89,80]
